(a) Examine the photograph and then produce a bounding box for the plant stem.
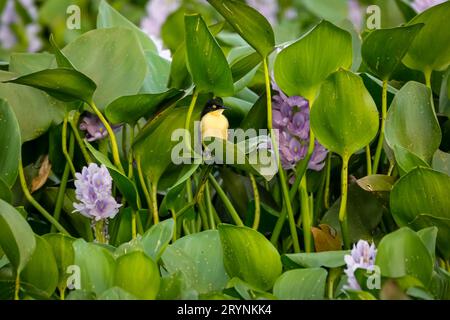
[19,160,70,235]
[52,131,75,233]
[372,80,388,174]
[300,176,313,252]
[365,145,372,176]
[424,69,432,89]
[264,58,300,252]
[94,220,107,244]
[62,116,76,176]
[89,101,124,173]
[122,125,128,160]
[68,111,93,164]
[14,273,20,300]
[249,173,260,230]
[184,90,199,155]
[198,200,209,230]
[151,182,159,225]
[339,154,351,249]
[175,201,196,218]
[208,173,243,226]
[136,157,152,223]
[127,125,135,180]
[205,182,215,229]
[131,210,137,239]
[324,152,332,209]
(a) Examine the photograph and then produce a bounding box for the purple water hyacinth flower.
[348,0,363,32]
[73,163,121,221]
[411,0,446,12]
[272,85,328,171]
[79,113,121,142]
[344,240,377,290]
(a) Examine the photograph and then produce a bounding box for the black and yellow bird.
[200,98,229,141]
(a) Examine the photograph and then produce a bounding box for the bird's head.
[201,98,228,117]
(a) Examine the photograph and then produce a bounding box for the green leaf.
[218,224,282,291]
[362,24,424,80]
[114,251,160,300]
[356,175,395,192]
[168,44,191,90]
[96,0,157,52]
[0,99,20,187]
[393,145,430,175]
[5,68,97,103]
[403,2,450,73]
[417,227,438,262]
[0,199,36,274]
[376,227,433,286]
[161,230,229,294]
[390,167,450,259]
[9,53,53,74]
[0,71,66,142]
[230,51,261,83]
[282,250,349,269]
[141,219,175,261]
[49,34,74,69]
[85,142,139,211]
[207,0,275,58]
[273,268,327,300]
[274,21,352,100]
[62,28,148,110]
[133,100,203,184]
[21,235,58,296]
[311,70,379,158]
[184,14,234,96]
[385,82,441,164]
[141,51,171,94]
[42,233,75,292]
[0,178,12,203]
[105,89,182,125]
[73,239,115,295]
[432,150,450,176]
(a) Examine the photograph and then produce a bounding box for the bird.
[200,98,229,141]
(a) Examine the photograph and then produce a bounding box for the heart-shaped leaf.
[161,230,229,294]
[432,150,450,176]
[141,218,175,261]
[0,99,20,187]
[184,14,234,96]
[97,0,157,52]
[390,167,450,259]
[376,227,433,286]
[207,0,275,58]
[403,2,450,73]
[114,251,160,300]
[62,28,148,110]
[105,89,183,125]
[362,24,424,81]
[73,239,115,295]
[141,50,171,94]
[311,70,379,158]
[218,224,282,291]
[385,81,441,164]
[0,199,36,274]
[273,268,327,300]
[21,235,59,296]
[5,68,97,103]
[393,145,430,175]
[274,21,352,100]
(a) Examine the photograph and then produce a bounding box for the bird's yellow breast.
[201,109,229,141]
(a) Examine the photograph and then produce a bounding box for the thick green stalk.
[300,177,313,252]
[424,69,432,89]
[372,80,388,174]
[52,131,75,233]
[366,145,372,176]
[338,154,351,249]
[208,173,243,226]
[127,125,135,180]
[264,58,300,252]
[136,157,152,224]
[94,220,107,244]
[249,173,261,230]
[89,101,124,173]
[197,200,209,230]
[62,117,76,176]
[184,90,199,155]
[151,182,160,225]
[68,111,93,164]
[14,273,20,300]
[19,160,69,235]
[205,182,215,230]
[131,210,137,239]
